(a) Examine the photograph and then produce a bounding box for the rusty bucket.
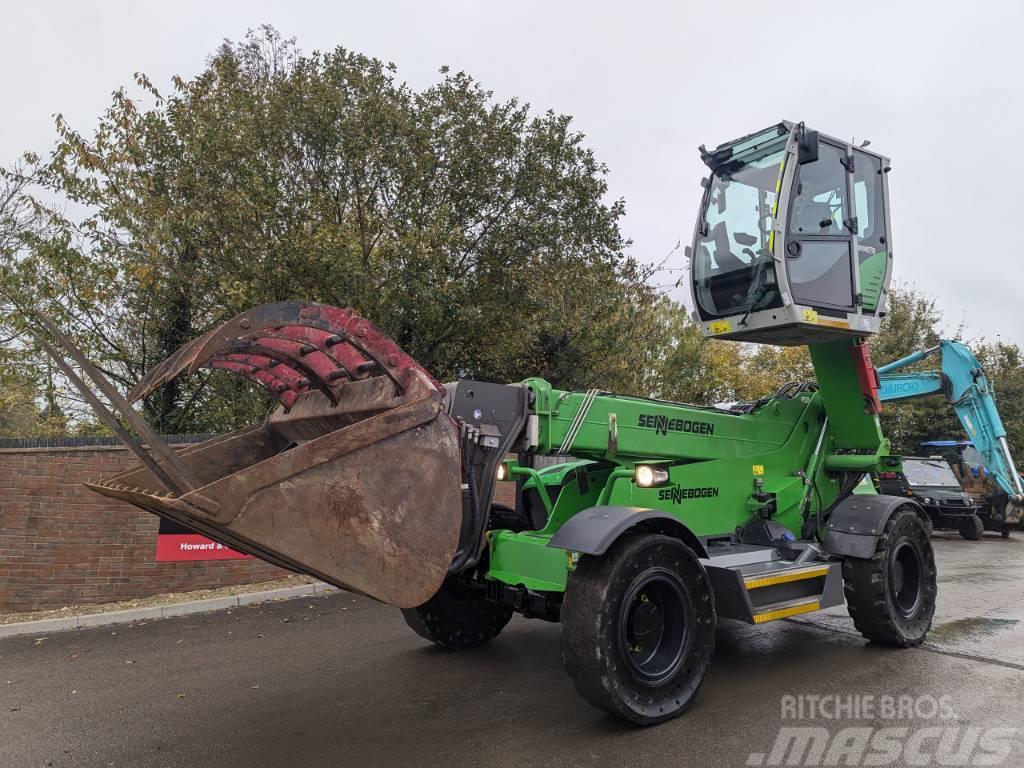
[37,303,463,608]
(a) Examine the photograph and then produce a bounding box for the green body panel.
[486,338,890,593]
[808,341,888,453]
[487,531,569,591]
[858,251,888,312]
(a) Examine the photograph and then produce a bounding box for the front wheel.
[842,507,937,647]
[959,514,984,541]
[560,533,716,725]
[401,575,513,650]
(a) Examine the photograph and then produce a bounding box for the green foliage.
[5,27,655,433]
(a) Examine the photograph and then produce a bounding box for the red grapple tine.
[215,354,311,392]
[210,358,306,409]
[264,327,373,382]
[314,304,444,392]
[128,302,443,404]
[217,341,339,404]
[239,336,347,385]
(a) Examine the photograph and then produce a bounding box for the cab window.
[853,150,887,253]
[789,143,848,234]
[785,141,855,311]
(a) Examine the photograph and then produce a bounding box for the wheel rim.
[618,568,691,685]
[890,538,924,616]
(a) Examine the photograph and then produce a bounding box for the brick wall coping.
[0,434,217,450]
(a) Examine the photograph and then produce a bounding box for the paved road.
[3,535,1024,768]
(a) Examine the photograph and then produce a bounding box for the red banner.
[155,519,252,561]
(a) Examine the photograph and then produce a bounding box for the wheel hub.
[619,569,690,686]
[890,538,923,617]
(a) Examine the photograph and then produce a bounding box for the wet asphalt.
[2,534,1024,768]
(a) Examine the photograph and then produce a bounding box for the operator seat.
[707,223,751,312]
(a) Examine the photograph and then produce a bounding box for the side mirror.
[798,129,819,165]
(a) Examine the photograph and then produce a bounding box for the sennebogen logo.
[638,414,715,436]
[658,486,720,504]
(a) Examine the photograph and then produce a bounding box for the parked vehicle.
[920,440,1023,537]
[878,457,983,539]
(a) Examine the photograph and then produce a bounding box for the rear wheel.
[959,514,984,541]
[488,502,532,533]
[560,534,715,725]
[842,507,936,647]
[402,574,512,650]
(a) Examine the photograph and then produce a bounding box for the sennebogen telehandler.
[35,121,936,725]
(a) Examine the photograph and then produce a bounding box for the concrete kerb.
[0,581,338,639]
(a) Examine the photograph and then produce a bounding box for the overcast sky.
[3,1,1022,346]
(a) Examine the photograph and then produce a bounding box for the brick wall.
[0,443,287,612]
[0,435,536,613]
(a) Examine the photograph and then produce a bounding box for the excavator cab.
[689,122,893,345]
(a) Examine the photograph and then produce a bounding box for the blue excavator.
[877,340,1024,537]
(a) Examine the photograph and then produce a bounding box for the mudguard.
[822,494,927,559]
[547,505,706,558]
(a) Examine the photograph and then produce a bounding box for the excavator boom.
[878,340,1024,524]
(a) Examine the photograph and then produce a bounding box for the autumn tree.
[4,26,657,433]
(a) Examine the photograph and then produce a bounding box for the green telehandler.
[36,121,935,725]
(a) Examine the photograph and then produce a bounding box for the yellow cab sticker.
[709,320,731,335]
[752,464,765,476]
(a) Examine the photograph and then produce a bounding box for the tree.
[972,341,1024,457]
[641,298,742,404]
[6,26,658,433]
[0,164,60,436]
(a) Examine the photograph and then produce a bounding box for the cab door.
[785,140,857,313]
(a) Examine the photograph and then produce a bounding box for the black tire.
[842,507,937,647]
[401,575,513,651]
[488,502,532,533]
[959,514,984,541]
[560,534,716,725]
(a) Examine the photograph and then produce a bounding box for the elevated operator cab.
[688,122,893,345]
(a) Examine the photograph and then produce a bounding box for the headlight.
[496,463,509,481]
[635,465,670,487]
[922,497,933,505]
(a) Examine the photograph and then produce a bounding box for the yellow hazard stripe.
[744,565,830,590]
[769,159,785,250]
[753,600,821,624]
